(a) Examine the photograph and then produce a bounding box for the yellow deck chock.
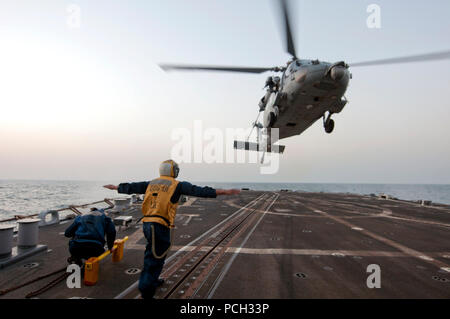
[84,236,129,286]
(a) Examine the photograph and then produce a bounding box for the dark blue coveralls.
[118,181,217,299]
[64,208,117,263]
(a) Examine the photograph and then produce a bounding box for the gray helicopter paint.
[159,0,449,149]
[264,59,350,141]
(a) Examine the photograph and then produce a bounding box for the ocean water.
[0,180,118,220]
[205,182,450,205]
[0,180,449,220]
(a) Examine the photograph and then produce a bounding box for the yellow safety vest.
[142,176,180,228]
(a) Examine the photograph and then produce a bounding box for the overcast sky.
[0,0,449,184]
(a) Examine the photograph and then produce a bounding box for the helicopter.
[160,0,450,159]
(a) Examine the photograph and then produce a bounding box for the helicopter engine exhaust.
[330,65,347,81]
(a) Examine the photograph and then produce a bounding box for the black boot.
[156,278,165,287]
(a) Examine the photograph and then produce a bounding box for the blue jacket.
[64,209,116,250]
[118,181,217,203]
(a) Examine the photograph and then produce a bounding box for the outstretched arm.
[215,189,241,196]
[103,182,149,195]
[103,184,118,191]
[171,182,240,203]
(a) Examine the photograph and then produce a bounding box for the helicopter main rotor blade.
[279,0,297,59]
[159,64,278,74]
[350,50,450,68]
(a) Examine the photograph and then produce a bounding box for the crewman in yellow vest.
[103,159,240,299]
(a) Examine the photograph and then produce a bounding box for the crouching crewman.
[64,207,117,266]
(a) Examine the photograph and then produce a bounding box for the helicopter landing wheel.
[324,119,335,134]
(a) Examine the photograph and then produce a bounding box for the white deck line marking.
[306,205,450,271]
[381,214,450,228]
[263,211,323,218]
[274,208,292,212]
[207,193,279,299]
[179,214,200,226]
[160,194,266,277]
[165,246,450,257]
[180,197,197,207]
[324,199,450,227]
[114,193,266,299]
[381,198,450,212]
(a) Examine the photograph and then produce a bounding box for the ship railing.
[0,196,137,227]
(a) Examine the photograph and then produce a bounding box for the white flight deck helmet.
[273,76,281,85]
[159,159,180,178]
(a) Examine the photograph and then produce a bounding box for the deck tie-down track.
[115,193,277,299]
[155,193,277,299]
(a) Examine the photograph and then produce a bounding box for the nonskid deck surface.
[0,191,449,299]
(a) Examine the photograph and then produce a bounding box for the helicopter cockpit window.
[284,67,290,78]
[284,62,296,78]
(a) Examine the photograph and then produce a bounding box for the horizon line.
[0,178,449,186]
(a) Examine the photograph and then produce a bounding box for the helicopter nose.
[295,67,308,83]
[330,66,347,81]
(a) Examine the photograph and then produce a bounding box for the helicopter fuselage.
[263,59,351,140]
[161,0,449,154]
